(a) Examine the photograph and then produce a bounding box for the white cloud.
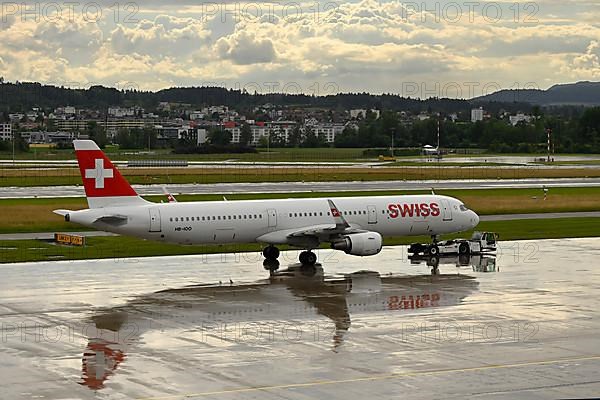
[570,40,600,77]
[215,30,277,65]
[0,0,598,94]
[109,14,210,57]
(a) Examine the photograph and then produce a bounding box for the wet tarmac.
[1,238,600,399]
[3,177,600,199]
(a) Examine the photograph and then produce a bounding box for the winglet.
[327,199,350,229]
[161,186,177,203]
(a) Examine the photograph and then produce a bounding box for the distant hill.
[0,80,595,112]
[0,81,474,113]
[473,81,600,105]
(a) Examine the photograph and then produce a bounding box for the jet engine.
[331,232,383,256]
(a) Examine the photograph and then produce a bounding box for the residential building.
[55,118,155,139]
[21,131,84,145]
[0,123,11,141]
[108,107,142,118]
[350,109,380,119]
[471,108,484,123]
[509,113,533,126]
[312,123,345,143]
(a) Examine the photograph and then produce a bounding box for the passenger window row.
[170,214,263,222]
[288,210,367,218]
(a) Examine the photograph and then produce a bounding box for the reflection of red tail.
[74,140,148,208]
[80,339,126,390]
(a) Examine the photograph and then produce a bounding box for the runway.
[3,154,600,168]
[1,238,599,399]
[3,177,600,199]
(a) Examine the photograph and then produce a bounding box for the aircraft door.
[149,207,161,232]
[441,199,453,221]
[367,205,377,224]
[267,209,277,227]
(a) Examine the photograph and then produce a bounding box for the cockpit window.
[459,204,469,212]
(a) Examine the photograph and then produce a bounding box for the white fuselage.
[67,194,479,246]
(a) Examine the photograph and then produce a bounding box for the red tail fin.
[74,140,147,208]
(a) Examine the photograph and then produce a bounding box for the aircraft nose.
[470,211,480,227]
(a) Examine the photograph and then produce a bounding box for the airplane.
[422,144,438,153]
[55,140,480,269]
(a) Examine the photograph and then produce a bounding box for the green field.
[1,217,599,264]
[4,165,600,187]
[1,187,599,234]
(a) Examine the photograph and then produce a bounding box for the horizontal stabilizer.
[53,209,71,217]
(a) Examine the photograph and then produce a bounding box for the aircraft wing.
[256,199,365,247]
[256,224,365,247]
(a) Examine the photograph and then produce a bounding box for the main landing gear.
[298,250,317,266]
[262,245,318,275]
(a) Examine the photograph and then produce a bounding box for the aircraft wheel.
[299,250,317,266]
[428,255,440,268]
[263,245,280,260]
[429,245,439,256]
[458,243,470,255]
[263,259,280,273]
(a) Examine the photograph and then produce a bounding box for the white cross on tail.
[85,158,114,189]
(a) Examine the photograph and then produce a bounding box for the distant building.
[53,106,76,116]
[0,123,11,141]
[157,102,171,111]
[189,111,205,120]
[304,117,319,127]
[108,107,140,118]
[155,124,194,141]
[21,131,83,145]
[350,109,380,119]
[8,113,24,122]
[509,113,533,126]
[54,118,154,139]
[312,123,345,143]
[417,112,430,121]
[224,121,297,145]
[471,108,484,123]
[196,128,208,145]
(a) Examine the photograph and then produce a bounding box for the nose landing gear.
[262,245,280,275]
[263,245,280,260]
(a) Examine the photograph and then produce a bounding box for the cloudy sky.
[0,0,598,97]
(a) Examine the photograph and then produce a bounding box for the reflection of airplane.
[55,140,479,269]
[409,254,498,273]
[80,268,479,389]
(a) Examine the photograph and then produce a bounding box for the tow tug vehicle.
[408,231,498,256]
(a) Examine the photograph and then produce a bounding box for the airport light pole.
[546,128,552,163]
